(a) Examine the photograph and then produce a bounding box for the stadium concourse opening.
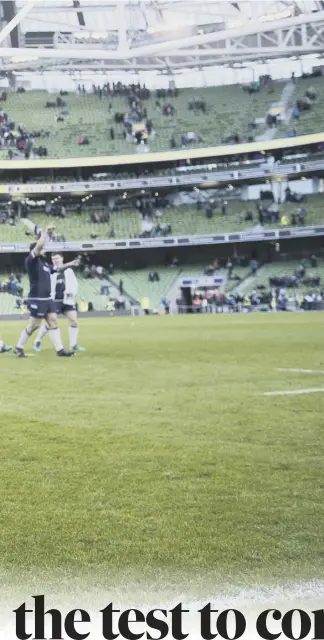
[181,285,193,310]
[0,0,323,630]
[179,273,226,312]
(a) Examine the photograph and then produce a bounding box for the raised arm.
[57,258,80,272]
[33,224,54,256]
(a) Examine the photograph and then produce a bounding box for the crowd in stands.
[184,290,248,312]
[43,80,204,151]
[113,88,153,148]
[280,69,324,137]
[281,84,319,138]
[0,201,17,227]
[190,287,324,313]
[176,255,322,313]
[2,70,324,161]
[243,75,275,96]
[0,272,23,298]
[0,106,50,159]
[3,185,317,249]
[292,85,317,120]
[195,187,308,229]
[235,187,306,227]
[2,67,324,167]
[100,73,281,149]
[77,253,111,280]
[199,198,229,219]
[76,256,129,311]
[229,258,321,312]
[107,83,204,150]
[81,81,184,149]
[240,201,307,227]
[133,196,171,238]
[85,82,151,101]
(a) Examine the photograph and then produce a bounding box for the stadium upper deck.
[0,71,323,174]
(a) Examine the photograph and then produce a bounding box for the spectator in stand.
[186,131,203,143]
[90,264,97,278]
[162,103,174,116]
[227,258,233,278]
[141,297,150,315]
[221,201,227,216]
[292,106,300,119]
[268,202,280,223]
[251,259,258,275]
[161,297,170,314]
[297,206,307,225]
[257,202,264,225]
[201,297,208,313]
[96,265,105,279]
[192,294,202,313]
[83,265,91,279]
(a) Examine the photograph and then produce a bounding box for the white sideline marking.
[264,388,324,396]
[277,368,324,374]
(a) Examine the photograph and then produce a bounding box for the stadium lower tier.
[1,258,322,315]
[1,195,322,242]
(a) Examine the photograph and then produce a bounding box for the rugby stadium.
[0,2,323,637]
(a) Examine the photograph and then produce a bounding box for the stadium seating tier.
[0,82,285,159]
[0,194,323,243]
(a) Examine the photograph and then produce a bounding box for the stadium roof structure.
[1,0,324,73]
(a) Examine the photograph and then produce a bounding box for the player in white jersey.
[0,339,12,353]
[34,252,85,353]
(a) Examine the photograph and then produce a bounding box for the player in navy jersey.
[34,252,85,353]
[14,225,79,358]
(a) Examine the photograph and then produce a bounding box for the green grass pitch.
[0,313,323,589]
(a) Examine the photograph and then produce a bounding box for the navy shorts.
[55,302,76,315]
[28,299,57,318]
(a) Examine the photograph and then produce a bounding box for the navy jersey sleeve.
[25,250,36,269]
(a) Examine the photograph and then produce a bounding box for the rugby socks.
[0,340,3,349]
[69,325,78,349]
[35,324,49,344]
[48,327,64,352]
[16,328,32,349]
